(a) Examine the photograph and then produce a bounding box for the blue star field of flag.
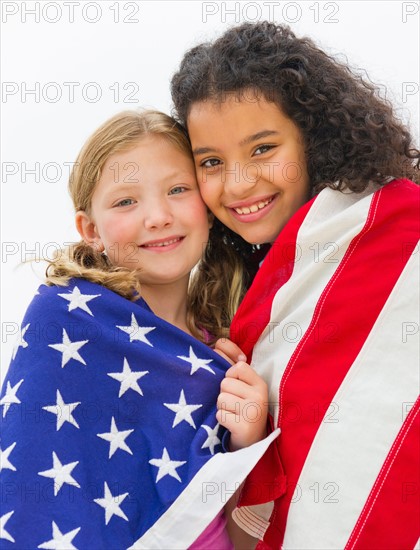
[0,278,230,549]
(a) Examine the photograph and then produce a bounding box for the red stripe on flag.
[271,180,420,544]
[255,179,420,547]
[230,197,316,360]
[345,398,420,549]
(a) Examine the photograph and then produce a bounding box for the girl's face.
[187,93,310,244]
[78,136,210,288]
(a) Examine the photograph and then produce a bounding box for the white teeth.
[234,197,273,215]
[143,238,180,247]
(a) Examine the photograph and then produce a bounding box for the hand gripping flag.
[0,278,278,549]
[230,178,420,549]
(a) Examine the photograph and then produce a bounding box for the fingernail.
[238,354,247,362]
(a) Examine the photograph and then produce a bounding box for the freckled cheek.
[196,168,209,193]
[101,217,138,247]
[191,199,209,222]
[188,201,211,238]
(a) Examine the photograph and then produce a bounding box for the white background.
[1,0,419,385]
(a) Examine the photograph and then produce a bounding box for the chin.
[240,231,278,246]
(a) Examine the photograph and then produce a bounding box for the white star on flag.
[48,329,89,368]
[58,286,101,316]
[0,379,24,418]
[164,389,203,428]
[38,452,80,496]
[201,424,221,455]
[97,417,134,458]
[38,521,81,549]
[0,510,15,543]
[177,346,215,375]
[43,390,81,431]
[107,358,149,398]
[94,482,129,525]
[149,447,186,483]
[0,442,17,472]
[116,313,155,346]
[12,323,30,360]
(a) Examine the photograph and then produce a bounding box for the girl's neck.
[139,279,192,335]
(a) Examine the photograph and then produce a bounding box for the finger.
[217,392,245,413]
[225,361,265,387]
[216,409,267,450]
[216,408,240,431]
[220,377,259,400]
[215,338,247,363]
[213,347,235,365]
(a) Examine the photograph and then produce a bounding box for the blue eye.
[115,198,135,207]
[169,186,186,195]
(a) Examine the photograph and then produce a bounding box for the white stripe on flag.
[252,186,374,424]
[282,249,420,549]
[129,429,280,549]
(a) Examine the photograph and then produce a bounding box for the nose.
[223,161,259,197]
[143,200,173,230]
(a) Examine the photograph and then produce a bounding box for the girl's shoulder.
[385,177,419,192]
[25,277,152,330]
[20,278,106,326]
[36,277,104,297]
[32,277,103,302]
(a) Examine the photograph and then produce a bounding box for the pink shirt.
[189,331,233,548]
[189,511,233,549]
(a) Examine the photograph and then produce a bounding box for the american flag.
[231,178,420,549]
[0,278,277,549]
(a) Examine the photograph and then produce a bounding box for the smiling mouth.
[142,237,183,248]
[232,196,274,215]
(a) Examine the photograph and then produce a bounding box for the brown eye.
[254,145,274,155]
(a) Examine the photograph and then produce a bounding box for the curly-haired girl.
[171,21,420,549]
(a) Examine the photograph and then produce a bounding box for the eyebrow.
[192,130,280,156]
[103,183,140,199]
[103,170,195,186]
[103,172,196,196]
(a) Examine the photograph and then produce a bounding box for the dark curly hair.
[171,21,419,193]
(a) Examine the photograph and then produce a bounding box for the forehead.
[104,135,190,164]
[189,92,274,116]
[96,136,196,191]
[103,136,194,171]
[187,94,300,146]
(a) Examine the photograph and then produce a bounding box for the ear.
[75,211,104,252]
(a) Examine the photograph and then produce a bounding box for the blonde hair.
[47,110,246,343]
